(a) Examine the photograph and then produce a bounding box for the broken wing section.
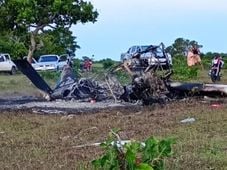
[13,59,53,95]
[168,82,227,97]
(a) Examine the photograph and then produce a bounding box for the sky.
[71,0,227,61]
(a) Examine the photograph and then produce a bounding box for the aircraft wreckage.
[14,45,227,105]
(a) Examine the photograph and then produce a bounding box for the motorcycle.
[209,67,221,83]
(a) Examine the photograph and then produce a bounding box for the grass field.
[0,74,37,95]
[0,102,227,169]
[0,69,227,169]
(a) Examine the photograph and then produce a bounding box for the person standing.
[187,45,203,69]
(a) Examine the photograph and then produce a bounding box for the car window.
[136,46,141,53]
[155,47,165,58]
[131,46,137,54]
[5,55,10,60]
[38,55,58,62]
[127,47,133,54]
[141,46,149,51]
[31,59,36,64]
[59,55,67,62]
[0,56,4,62]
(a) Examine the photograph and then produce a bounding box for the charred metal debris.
[14,49,227,105]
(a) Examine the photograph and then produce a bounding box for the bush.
[201,56,213,70]
[92,130,174,170]
[101,58,115,69]
[172,56,199,81]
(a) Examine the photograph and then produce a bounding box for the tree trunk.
[27,32,36,64]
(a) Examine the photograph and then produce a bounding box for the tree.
[0,0,98,63]
[34,28,80,57]
[167,38,203,57]
[0,32,27,59]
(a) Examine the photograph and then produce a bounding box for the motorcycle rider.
[210,54,224,77]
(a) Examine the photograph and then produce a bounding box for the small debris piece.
[211,104,222,108]
[180,117,195,123]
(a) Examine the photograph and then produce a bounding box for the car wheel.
[10,66,17,75]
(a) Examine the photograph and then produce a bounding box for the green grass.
[0,74,37,95]
[92,62,103,68]
[0,102,227,169]
[0,72,59,96]
[166,107,227,169]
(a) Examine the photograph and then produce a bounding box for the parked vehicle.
[23,56,39,70]
[30,58,39,69]
[120,43,172,69]
[0,53,17,75]
[121,45,149,61]
[58,54,69,70]
[36,54,67,71]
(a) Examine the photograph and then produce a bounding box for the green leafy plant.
[172,56,198,81]
[92,130,174,170]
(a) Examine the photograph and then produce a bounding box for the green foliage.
[202,53,227,70]
[34,28,80,57]
[0,0,98,58]
[0,33,27,59]
[100,58,116,69]
[92,131,174,170]
[166,38,202,57]
[172,56,198,81]
[201,56,213,70]
[0,0,98,29]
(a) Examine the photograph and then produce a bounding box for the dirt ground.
[1,97,227,169]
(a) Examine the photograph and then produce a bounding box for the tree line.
[166,38,227,58]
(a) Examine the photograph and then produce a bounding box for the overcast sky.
[71,0,227,60]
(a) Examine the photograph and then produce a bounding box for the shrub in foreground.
[92,130,174,170]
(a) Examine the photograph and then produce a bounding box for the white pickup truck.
[0,53,17,75]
